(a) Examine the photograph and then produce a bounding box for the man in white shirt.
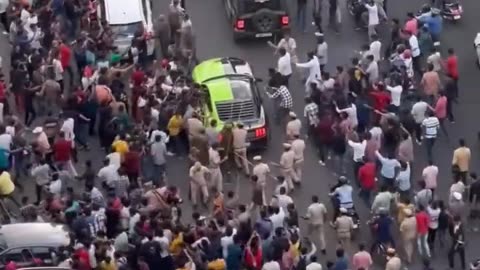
[386,79,403,109]
[348,138,367,180]
[0,126,12,151]
[306,256,323,270]
[427,47,442,72]
[221,226,236,258]
[97,159,120,188]
[277,47,292,87]
[269,206,286,230]
[315,33,328,71]
[262,260,281,270]
[364,55,379,84]
[411,97,429,144]
[422,110,440,163]
[296,52,321,95]
[277,187,293,213]
[407,31,421,73]
[369,34,382,62]
[364,0,379,39]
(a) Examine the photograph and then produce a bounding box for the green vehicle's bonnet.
[192,58,235,102]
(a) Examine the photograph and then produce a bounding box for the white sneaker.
[166,151,175,156]
[319,160,326,166]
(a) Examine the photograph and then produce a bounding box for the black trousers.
[448,245,466,269]
[313,12,323,33]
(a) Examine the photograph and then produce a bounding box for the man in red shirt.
[358,157,376,206]
[445,48,459,98]
[415,205,431,258]
[53,132,76,175]
[58,40,73,88]
[369,83,391,112]
[131,64,145,87]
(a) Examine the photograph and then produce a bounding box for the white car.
[98,0,155,58]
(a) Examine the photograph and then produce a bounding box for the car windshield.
[110,22,142,38]
[230,79,253,100]
[241,0,282,13]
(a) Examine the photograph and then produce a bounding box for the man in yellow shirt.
[167,112,184,154]
[452,138,471,183]
[112,134,129,157]
[0,170,19,207]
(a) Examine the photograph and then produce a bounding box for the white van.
[98,0,155,57]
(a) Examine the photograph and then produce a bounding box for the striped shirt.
[422,117,440,138]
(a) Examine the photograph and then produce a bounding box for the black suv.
[223,0,290,42]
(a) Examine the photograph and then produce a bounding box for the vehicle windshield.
[241,0,282,13]
[230,79,253,100]
[110,22,142,38]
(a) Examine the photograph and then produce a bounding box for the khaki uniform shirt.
[253,163,270,186]
[385,257,402,270]
[306,203,327,225]
[232,128,248,149]
[280,150,295,170]
[187,118,204,138]
[400,216,417,240]
[286,119,302,138]
[291,138,305,161]
[335,216,354,238]
[208,148,221,168]
[189,165,210,186]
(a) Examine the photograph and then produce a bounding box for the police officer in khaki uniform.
[189,161,210,207]
[291,134,305,184]
[333,207,354,252]
[278,143,297,191]
[208,143,224,192]
[252,155,270,205]
[187,113,204,141]
[286,111,302,141]
[399,208,417,264]
[232,122,250,176]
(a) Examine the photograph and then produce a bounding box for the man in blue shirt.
[333,248,349,270]
[226,235,242,270]
[420,11,443,42]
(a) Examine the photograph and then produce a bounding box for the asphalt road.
[0,0,480,268]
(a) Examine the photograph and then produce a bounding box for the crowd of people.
[0,0,476,269]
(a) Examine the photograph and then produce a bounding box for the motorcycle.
[441,1,463,21]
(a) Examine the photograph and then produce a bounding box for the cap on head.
[253,155,262,161]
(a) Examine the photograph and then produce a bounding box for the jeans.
[359,189,371,207]
[424,137,436,164]
[152,164,166,187]
[275,107,290,125]
[75,123,89,148]
[448,244,465,269]
[296,4,307,31]
[447,97,455,122]
[332,153,345,175]
[417,234,431,258]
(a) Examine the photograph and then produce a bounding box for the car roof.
[104,0,144,25]
[192,57,253,84]
[0,223,70,250]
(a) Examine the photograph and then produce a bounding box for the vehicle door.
[0,247,36,269]
[30,247,59,266]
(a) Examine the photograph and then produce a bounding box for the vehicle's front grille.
[215,100,256,121]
